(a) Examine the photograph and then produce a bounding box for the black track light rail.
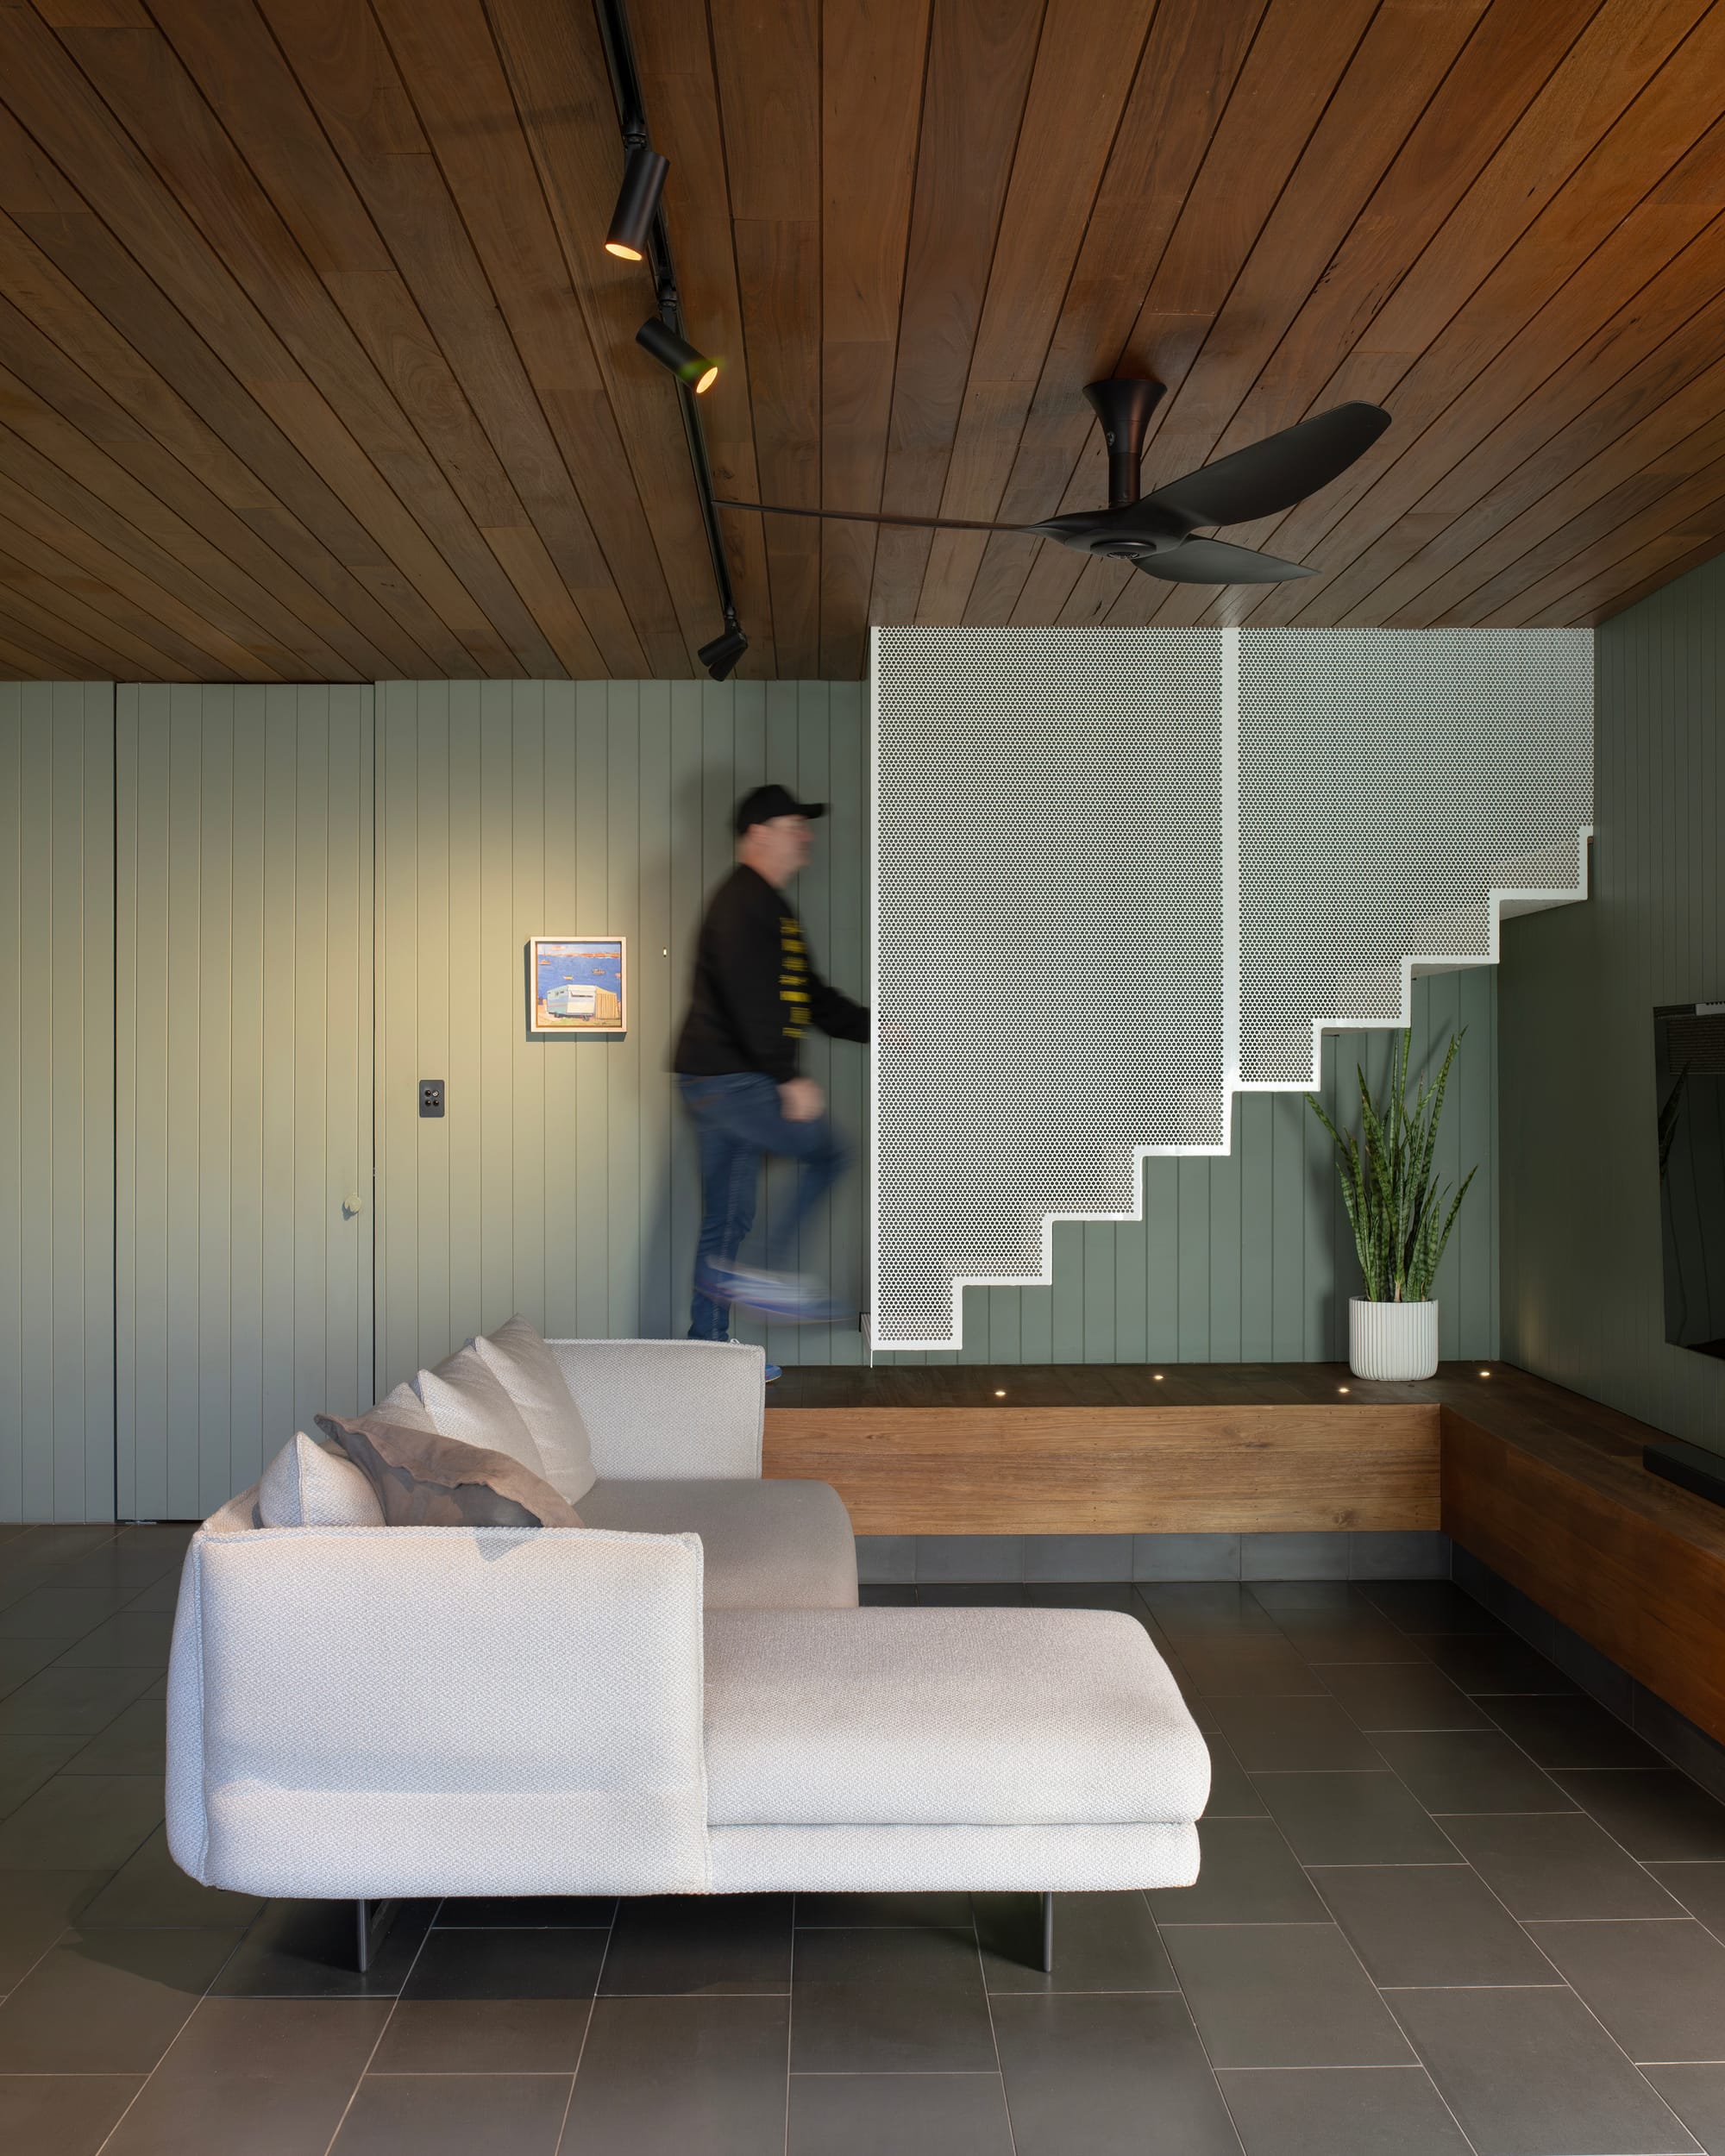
[593,0,742,658]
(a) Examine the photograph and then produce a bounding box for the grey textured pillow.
[316,1414,584,1529]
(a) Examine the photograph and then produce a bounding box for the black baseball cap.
[735,783,825,834]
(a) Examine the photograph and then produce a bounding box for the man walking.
[673,785,869,1369]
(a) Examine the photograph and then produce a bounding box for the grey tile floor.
[2,1524,1724,2153]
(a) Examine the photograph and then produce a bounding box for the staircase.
[870,624,1592,1351]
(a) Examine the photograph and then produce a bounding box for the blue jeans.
[678,1072,848,1340]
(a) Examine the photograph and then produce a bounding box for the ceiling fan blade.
[1132,539,1315,585]
[713,497,1013,535]
[1140,403,1390,530]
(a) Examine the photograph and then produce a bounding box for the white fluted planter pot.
[1349,1298,1440,1382]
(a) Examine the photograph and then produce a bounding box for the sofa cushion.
[258,1432,385,1529]
[703,1608,1210,1828]
[316,1414,583,1529]
[368,1379,434,1432]
[415,1344,546,1476]
[474,1316,596,1502]
[576,1477,856,1609]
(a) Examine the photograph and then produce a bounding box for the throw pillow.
[367,1377,435,1432]
[316,1414,584,1529]
[414,1342,547,1476]
[473,1315,597,1502]
[258,1432,386,1529]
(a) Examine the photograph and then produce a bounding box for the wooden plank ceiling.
[0,0,1722,684]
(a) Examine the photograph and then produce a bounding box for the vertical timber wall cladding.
[0,683,115,1521]
[1502,554,1725,1453]
[115,686,374,1520]
[373,680,870,1385]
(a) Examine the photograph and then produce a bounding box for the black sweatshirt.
[674,864,869,1083]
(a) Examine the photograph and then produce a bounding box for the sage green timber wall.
[1501,554,1725,1453]
[373,679,869,1385]
[0,682,115,1520]
[373,678,1499,1381]
[115,686,374,1519]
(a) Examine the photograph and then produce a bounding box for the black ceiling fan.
[714,381,1390,583]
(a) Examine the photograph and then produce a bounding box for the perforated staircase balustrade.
[870,625,1592,1352]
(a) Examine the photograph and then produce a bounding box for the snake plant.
[1308,1028,1477,1305]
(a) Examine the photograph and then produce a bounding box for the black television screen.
[1657,1002,1725,1361]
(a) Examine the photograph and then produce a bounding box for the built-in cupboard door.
[116,686,373,1520]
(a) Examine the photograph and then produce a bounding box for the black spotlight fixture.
[605,141,668,261]
[636,317,718,395]
[698,615,749,682]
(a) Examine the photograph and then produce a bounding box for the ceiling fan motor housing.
[1083,377,1167,507]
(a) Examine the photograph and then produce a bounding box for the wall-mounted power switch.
[419,1079,446,1118]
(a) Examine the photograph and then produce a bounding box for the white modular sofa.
[166,1339,1209,1966]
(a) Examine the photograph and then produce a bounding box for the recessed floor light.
[1339,1384,1351,1395]
[994,1388,1007,1399]
[1152,1372,1164,1382]
[1478,1369,1491,1378]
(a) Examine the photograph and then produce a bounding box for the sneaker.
[704,1265,845,1325]
[763,1362,781,1383]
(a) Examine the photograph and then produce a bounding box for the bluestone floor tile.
[789,1926,995,2072]
[1248,1581,1375,1614]
[1486,1694,1665,1772]
[599,1892,790,1995]
[62,1700,166,1777]
[1210,1695,1385,1771]
[1419,1633,1577,1695]
[562,1996,788,2155]
[976,1889,1174,1993]
[788,2071,1013,2156]
[78,1827,263,1930]
[916,1583,1029,1606]
[1358,1581,1503,1634]
[1269,1609,1427,1663]
[1253,1771,1460,1865]
[400,1925,607,2000]
[1148,1816,1327,1924]
[1319,1660,1491,1732]
[1176,1635,1327,1697]
[1162,1922,1413,2068]
[0,1585,138,1639]
[0,1772,162,1870]
[53,1614,175,1669]
[0,2073,143,2156]
[990,1991,1240,2156]
[1310,1861,1556,1987]
[1555,1772,1725,1861]
[1442,1812,1686,1920]
[435,1896,614,1927]
[1527,1919,1725,2065]
[1200,1736,1268,1817]
[1138,1583,1278,1637]
[0,1927,242,2072]
[1650,1865,1725,1940]
[333,2072,570,2156]
[1392,1983,1700,2156]
[0,1664,160,1735]
[0,1731,81,1817]
[795,1890,972,1927]
[104,1996,391,2156]
[1645,2066,1725,2156]
[213,1899,434,1999]
[370,1997,590,2075]
[1373,1729,1578,1814]
[1218,2065,1473,2156]
[0,1866,107,1988]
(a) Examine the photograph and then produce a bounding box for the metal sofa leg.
[1041,1891,1054,1974]
[354,1897,398,1975]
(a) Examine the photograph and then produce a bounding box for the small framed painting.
[528,936,627,1037]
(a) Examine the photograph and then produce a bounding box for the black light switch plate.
[419,1079,445,1118]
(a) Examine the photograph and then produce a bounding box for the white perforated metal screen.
[870,624,1592,1352]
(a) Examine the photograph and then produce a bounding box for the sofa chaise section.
[166,1522,1210,1927]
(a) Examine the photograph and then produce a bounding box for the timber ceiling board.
[0,0,1721,684]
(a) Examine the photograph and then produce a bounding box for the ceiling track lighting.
[595,0,742,672]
